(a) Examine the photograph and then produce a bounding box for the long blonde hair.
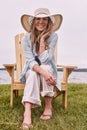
[30,17,53,52]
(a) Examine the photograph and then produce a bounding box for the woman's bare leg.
[40,96,52,120]
[23,102,32,125]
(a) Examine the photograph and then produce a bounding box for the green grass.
[0,84,87,130]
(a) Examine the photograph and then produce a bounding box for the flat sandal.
[21,123,33,130]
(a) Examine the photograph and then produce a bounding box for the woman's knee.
[40,65,53,73]
[26,69,37,79]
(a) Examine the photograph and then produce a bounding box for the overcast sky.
[0,0,87,68]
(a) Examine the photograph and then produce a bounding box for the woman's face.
[34,17,48,32]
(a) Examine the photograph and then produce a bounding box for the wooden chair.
[3,33,77,108]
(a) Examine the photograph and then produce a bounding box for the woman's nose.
[39,18,44,23]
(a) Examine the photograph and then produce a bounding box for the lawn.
[0,84,87,130]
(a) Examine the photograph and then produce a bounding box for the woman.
[20,8,62,129]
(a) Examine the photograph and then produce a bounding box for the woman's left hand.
[43,71,56,86]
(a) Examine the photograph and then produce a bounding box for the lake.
[0,70,87,84]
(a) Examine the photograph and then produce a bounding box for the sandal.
[21,123,33,130]
[40,114,52,121]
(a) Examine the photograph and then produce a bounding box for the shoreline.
[1,67,87,72]
[0,70,87,84]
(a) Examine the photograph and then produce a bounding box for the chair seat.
[14,79,22,83]
[13,80,24,90]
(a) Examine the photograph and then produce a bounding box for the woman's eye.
[43,17,48,21]
[36,18,40,20]
[35,17,48,21]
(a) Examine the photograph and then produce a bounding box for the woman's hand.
[40,31,51,43]
[37,31,51,55]
[43,71,56,86]
[33,64,56,86]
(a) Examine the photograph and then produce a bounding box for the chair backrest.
[15,33,26,80]
[15,33,58,80]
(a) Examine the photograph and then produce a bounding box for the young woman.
[20,8,62,129]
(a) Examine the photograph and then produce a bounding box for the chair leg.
[62,91,67,109]
[14,90,19,97]
[10,87,13,107]
[10,89,19,107]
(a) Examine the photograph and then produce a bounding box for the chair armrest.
[3,64,16,83]
[57,64,77,83]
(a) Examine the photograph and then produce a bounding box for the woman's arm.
[22,33,38,69]
[33,64,56,86]
[38,32,58,63]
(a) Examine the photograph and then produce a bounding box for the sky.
[0,0,87,68]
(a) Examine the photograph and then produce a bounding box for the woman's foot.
[22,102,32,129]
[21,123,33,130]
[22,113,33,130]
[23,111,31,125]
[40,108,52,120]
[40,114,52,120]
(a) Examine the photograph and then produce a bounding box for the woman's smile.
[35,17,48,31]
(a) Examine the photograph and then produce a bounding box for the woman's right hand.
[40,31,51,43]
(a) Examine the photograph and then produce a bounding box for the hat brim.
[21,14,63,32]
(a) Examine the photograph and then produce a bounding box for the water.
[0,70,87,84]
[0,70,11,84]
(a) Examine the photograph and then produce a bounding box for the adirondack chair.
[3,33,77,108]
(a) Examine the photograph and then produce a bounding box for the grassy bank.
[0,84,87,130]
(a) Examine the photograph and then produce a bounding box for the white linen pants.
[22,65,54,107]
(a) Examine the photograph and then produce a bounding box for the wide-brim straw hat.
[21,8,63,32]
